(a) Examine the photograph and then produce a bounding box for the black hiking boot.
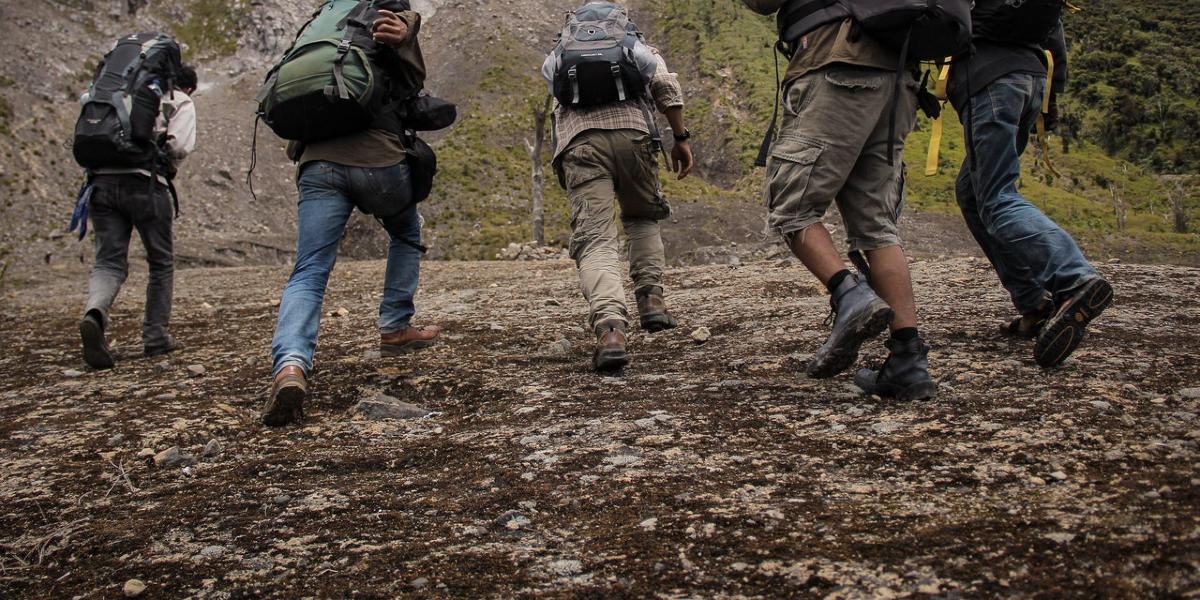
[636,286,677,333]
[592,319,629,373]
[807,274,894,379]
[145,334,181,358]
[1034,277,1114,368]
[854,337,938,401]
[80,310,115,370]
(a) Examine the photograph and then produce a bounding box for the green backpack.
[256,0,425,143]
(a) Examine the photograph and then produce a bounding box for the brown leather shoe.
[592,319,629,372]
[636,286,677,332]
[380,325,442,357]
[262,365,306,426]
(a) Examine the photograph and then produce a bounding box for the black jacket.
[948,22,1068,112]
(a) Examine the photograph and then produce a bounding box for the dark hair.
[178,65,198,91]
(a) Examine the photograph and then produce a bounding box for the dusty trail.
[0,258,1198,597]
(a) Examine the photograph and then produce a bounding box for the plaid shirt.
[551,48,684,160]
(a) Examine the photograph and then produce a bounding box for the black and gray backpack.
[72,32,183,176]
[775,0,972,61]
[549,2,648,108]
[971,0,1066,46]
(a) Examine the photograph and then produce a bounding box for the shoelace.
[822,307,835,327]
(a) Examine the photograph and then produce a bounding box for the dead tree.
[1170,181,1190,234]
[1109,184,1127,233]
[524,95,553,247]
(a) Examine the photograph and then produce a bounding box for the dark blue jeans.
[955,73,1098,314]
[271,161,421,375]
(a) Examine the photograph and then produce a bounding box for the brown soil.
[1,258,1198,597]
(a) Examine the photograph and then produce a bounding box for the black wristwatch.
[672,128,691,142]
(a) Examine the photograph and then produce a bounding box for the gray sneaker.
[807,274,893,379]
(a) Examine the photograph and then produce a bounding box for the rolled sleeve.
[648,51,683,113]
[165,96,196,160]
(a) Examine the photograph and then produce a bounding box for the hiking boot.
[79,310,114,370]
[592,319,629,373]
[807,274,894,379]
[999,295,1053,340]
[145,334,181,358]
[262,365,306,426]
[854,337,938,401]
[1034,277,1114,368]
[380,325,442,357]
[636,286,677,332]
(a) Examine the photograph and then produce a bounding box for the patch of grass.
[173,0,249,60]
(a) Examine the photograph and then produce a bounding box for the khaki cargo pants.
[558,129,671,332]
[764,64,919,251]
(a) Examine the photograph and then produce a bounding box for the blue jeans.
[271,161,422,375]
[955,73,1098,314]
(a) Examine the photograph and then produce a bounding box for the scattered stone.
[845,484,874,495]
[108,433,125,446]
[1089,400,1112,410]
[604,447,643,466]
[1049,470,1068,481]
[546,339,572,354]
[136,448,155,459]
[153,446,195,468]
[1043,532,1076,544]
[123,579,146,597]
[186,364,206,377]
[1029,476,1047,486]
[690,327,711,343]
[351,393,431,420]
[153,392,177,402]
[410,577,428,589]
[493,510,531,530]
[333,307,350,317]
[202,439,222,458]
[546,559,583,576]
[63,369,84,378]
[274,494,292,505]
[198,545,226,558]
[1180,388,1200,400]
[639,517,658,531]
[871,420,904,435]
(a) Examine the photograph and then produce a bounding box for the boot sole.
[593,349,630,373]
[807,304,894,379]
[1034,279,1114,368]
[262,384,305,427]
[640,314,677,333]
[380,340,435,357]
[80,318,114,370]
[873,380,939,401]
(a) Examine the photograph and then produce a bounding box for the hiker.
[740,1,970,400]
[73,32,196,370]
[951,1,1113,367]
[542,1,694,372]
[259,4,445,426]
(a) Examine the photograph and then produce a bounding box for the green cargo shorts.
[763,64,919,251]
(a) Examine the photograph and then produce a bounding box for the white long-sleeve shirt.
[91,90,197,183]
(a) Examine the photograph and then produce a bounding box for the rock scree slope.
[1,257,1199,596]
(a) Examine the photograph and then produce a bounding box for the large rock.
[351,393,432,420]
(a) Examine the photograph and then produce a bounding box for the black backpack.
[775,0,972,61]
[549,2,649,108]
[72,32,183,175]
[972,0,1065,46]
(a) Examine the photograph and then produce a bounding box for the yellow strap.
[1036,50,1061,177]
[926,114,944,176]
[924,59,953,176]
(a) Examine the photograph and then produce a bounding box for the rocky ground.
[1,256,1198,597]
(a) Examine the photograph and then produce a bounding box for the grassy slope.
[648,0,1200,259]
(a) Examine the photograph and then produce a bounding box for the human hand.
[671,141,693,180]
[373,9,410,46]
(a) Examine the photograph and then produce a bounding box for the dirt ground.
[1,257,1198,598]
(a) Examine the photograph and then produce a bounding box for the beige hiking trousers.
[558,129,672,332]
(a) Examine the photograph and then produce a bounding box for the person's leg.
[270,162,355,376]
[766,66,898,378]
[84,178,133,328]
[133,182,176,353]
[612,130,676,331]
[80,177,132,369]
[563,133,626,333]
[962,74,1098,311]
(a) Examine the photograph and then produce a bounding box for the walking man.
[263,8,439,426]
[78,63,197,369]
[951,2,1113,367]
[740,2,937,400]
[542,1,694,372]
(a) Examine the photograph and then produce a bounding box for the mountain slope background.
[0,0,1197,289]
